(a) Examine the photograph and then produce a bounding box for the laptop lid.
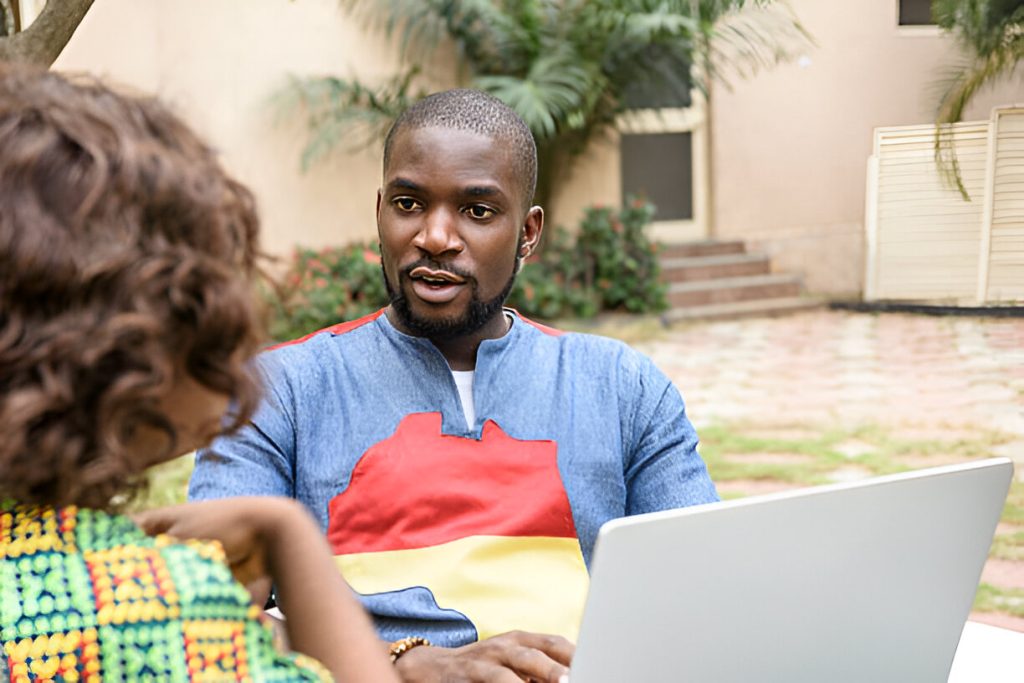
[570,458,1013,683]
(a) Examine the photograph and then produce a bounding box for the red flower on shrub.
[362,249,381,265]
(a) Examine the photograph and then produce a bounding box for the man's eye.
[394,197,420,212]
[466,205,495,220]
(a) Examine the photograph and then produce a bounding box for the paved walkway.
[631,309,1024,631]
[640,310,1024,445]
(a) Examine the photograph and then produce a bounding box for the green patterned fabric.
[0,502,331,682]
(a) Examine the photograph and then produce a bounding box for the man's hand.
[395,630,574,683]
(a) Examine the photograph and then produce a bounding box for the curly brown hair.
[0,64,265,510]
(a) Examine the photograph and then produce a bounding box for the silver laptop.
[570,458,1013,683]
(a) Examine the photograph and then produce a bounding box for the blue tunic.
[189,309,718,646]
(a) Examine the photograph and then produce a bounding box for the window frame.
[616,102,708,242]
[895,0,941,36]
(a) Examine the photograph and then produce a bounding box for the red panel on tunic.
[270,308,385,350]
[327,413,577,554]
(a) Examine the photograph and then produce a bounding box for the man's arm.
[623,359,719,515]
[188,356,297,502]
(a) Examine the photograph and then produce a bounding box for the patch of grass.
[991,527,1024,561]
[700,423,1011,484]
[134,453,194,511]
[973,583,1024,617]
[1003,480,1024,526]
[699,421,1024,616]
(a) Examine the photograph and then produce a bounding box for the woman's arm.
[136,497,400,683]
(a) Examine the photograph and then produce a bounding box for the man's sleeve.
[623,357,719,516]
[188,358,297,501]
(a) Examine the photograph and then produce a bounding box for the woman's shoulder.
[0,503,330,681]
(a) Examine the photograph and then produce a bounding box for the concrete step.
[667,273,803,308]
[665,296,823,323]
[658,240,746,260]
[660,252,771,283]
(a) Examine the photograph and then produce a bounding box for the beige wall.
[55,0,457,257]
[53,1,1023,294]
[52,0,644,250]
[710,0,1022,295]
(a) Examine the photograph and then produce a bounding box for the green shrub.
[579,198,667,314]
[505,226,600,319]
[266,242,388,341]
[508,197,667,318]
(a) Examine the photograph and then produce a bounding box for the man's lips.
[405,266,468,304]
[408,266,466,285]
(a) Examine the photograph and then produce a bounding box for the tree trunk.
[0,0,95,66]
[0,0,11,38]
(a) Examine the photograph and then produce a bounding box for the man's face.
[377,125,542,339]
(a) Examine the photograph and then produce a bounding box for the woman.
[0,63,397,682]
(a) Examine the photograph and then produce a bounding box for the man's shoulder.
[268,309,386,354]
[513,314,661,389]
[515,313,645,360]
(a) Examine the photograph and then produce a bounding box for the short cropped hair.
[382,89,538,209]
[0,64,264,510]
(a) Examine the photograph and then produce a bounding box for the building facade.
[54,0,1022,296]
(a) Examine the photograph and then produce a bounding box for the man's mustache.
[400,259,474,283]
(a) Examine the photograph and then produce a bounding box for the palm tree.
[933,0,1024,198]
[277,0,810,213]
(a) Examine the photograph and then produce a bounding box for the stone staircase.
[659,240,819,322]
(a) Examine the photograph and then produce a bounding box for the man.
[189,89,718,682]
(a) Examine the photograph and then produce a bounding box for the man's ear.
[521,206,544,256]
[375,189,383,219]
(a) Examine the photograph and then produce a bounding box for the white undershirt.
[449,314,513,428]
[451,370,476,427]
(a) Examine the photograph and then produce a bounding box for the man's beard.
[383,256,520,340]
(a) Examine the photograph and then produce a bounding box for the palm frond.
[339,0,454,62]
[272,68,423,170]
[699,1,813,90]
[341,0,537,71]
[932,2,1024,199]
[933,44,1024,199]
[475,52,602,140]
[621,10,698,42]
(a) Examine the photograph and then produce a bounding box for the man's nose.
[413,207,464,256]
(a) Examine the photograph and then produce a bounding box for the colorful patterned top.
[0,501,332,682]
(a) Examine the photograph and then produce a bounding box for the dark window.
[899,0,935,25]
[620,132,693,221]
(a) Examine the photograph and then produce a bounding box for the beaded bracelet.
[389,636,432,663]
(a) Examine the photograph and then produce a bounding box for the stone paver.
[635,310,1024,631]
[640,311,1024,459]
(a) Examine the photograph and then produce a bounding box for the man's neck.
[386,306,511,371]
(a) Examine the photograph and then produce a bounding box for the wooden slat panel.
[868,121,986,302]
[986,109,1024,302]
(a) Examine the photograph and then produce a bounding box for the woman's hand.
[135,496,296,592]
[136,496,400,683]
